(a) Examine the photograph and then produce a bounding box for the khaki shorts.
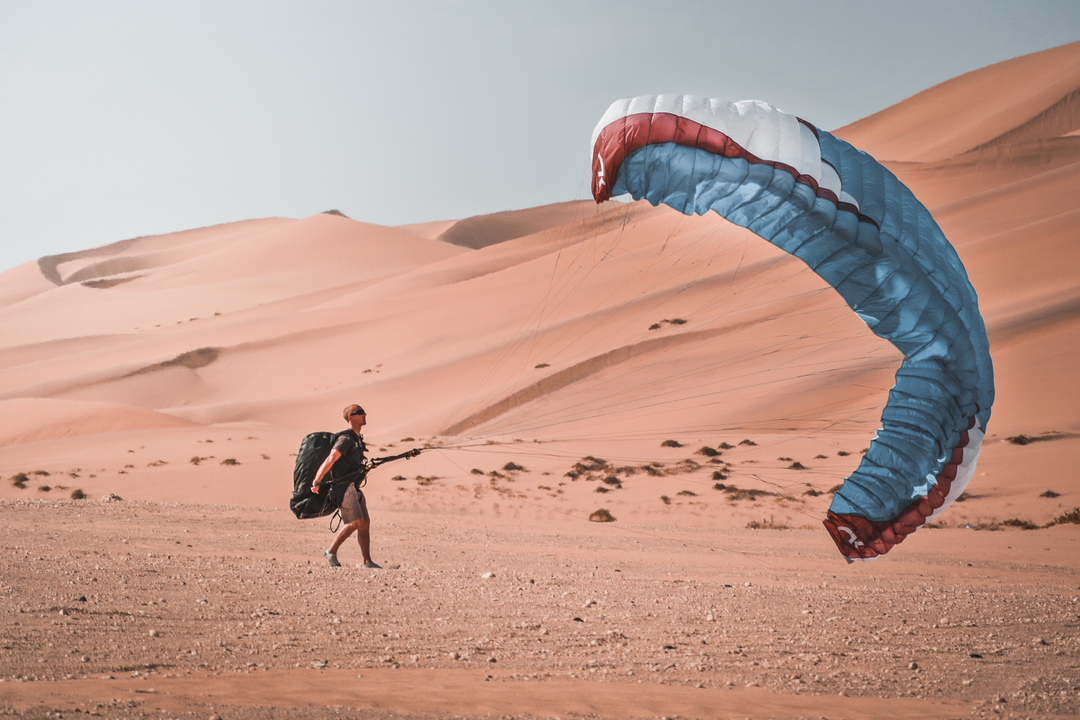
[339,484,369,523]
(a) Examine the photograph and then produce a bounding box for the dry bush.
[660,495,671,505]
[718,442,734,450]
[1047,508,1080,526]
[788,461,807,470]
[38,485,51,492]
[70,488,87,500]
[716,484,775,502]
[1039,490,1060,498]
[711,470,727,481]
[746,517,789,530]
[738,439,757,446]
[803,488,825,497]
[837,450,851,456]
[695,446,720,457]
[661,439,683,448]
[220,458,239,466]
[828,484,843,494]
[589,508,616,523]
[676,490,697,497]
[11,472,29,489]
[470,468,484,475]
[1000,518,1039,530]
[503,462,527,473]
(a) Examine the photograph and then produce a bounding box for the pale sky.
[2,1,1078,271]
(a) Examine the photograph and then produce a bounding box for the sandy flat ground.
[1,492,1078,720]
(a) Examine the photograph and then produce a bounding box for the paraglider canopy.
[591,95,994,561]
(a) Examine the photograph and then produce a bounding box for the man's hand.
[311,482,321,495]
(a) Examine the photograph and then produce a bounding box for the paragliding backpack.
[289,430,367,520]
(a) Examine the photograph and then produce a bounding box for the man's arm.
[311,450,342,494]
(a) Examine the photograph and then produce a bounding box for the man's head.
[343,404,366,422]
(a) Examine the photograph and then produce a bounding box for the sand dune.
[836,40,1080,161]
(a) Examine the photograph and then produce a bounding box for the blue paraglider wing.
[591,96,994,560]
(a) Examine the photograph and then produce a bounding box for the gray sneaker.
[324,550,341,568]
[361,561,382,569]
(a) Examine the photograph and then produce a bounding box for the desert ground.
[2,42,1080,720]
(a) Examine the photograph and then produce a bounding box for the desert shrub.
[70,488,86,500]
[1000,518,1038,530]
[595,486,610,493]
[695,446,720,457]
[1039,490,1060,498]
[837,450,850,457]
[32,470,49,476]
[1047,508,1080,526]
[11,472,29,488]
[220,458,239,466]
[788,461,807,470]
[589,508,616,523]
[804,488,824,497]
[676,490,696,497]
[746,518,789,530]
[601,476,621,487]
[721,485,775,502]
[738,439,757,446]
[38,485,51,492]
[503,462,527,473]
[660,495,672,505]
[648,323,662,330]
[400,437,416,442]
[534,363,550,369]
[471,468,484,475]
[661,439,683,448]
[711,470,727,481]
[828,484,843,494]
[814,454,828,459]
[1006,434,1036,445]
[668,318,687,325]
[718,442,734,450]
[392,475,406,481]
[778,457,792,462]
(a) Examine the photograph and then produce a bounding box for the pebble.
[481,572,494,579]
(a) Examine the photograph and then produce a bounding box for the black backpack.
[289,430,367,520]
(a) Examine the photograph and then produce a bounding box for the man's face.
[351,411,367,429]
